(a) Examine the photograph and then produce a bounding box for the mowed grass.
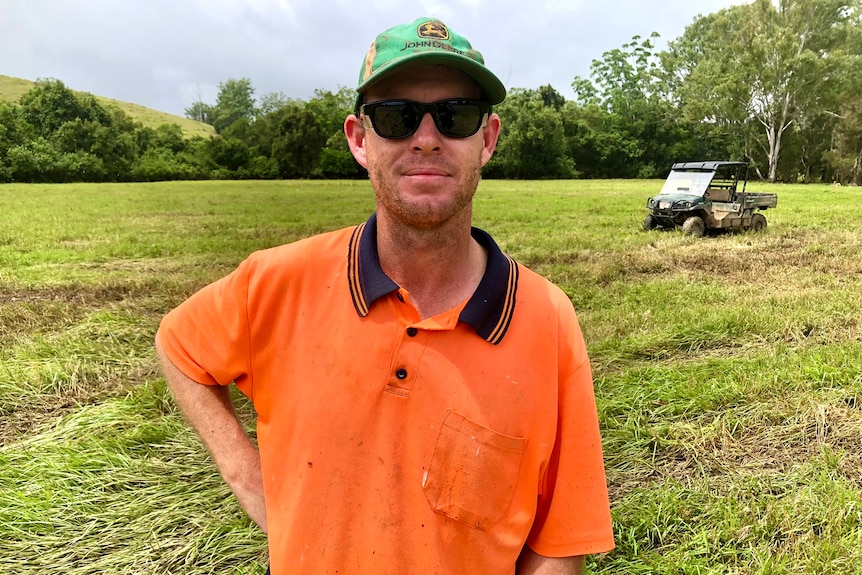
[1,179,861,573]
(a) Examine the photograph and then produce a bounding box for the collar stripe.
[485,255,518,344]
[348,214,518,344]
[348,223,369,316]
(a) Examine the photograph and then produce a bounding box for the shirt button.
[396,368,408,379]
[406,327,418,337]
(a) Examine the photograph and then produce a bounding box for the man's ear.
[480,113,501,167]
[344,114,369,169]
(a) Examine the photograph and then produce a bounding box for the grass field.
[0,74,215,139]
[1,178,861,574]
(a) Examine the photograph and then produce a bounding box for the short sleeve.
[525,307,614,556]
[158,258,254,397]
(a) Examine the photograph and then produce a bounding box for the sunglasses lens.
[365,100,488,139]
[372,104,419,138]
[434,102,482,138]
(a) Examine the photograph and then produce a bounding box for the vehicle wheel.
[643,215,658,231]
[682,216,705,238]
[750,213,767,233]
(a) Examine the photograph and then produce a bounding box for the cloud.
[0,0,749,116]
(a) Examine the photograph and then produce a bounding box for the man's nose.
[411,111,442,150]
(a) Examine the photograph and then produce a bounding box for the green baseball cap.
[356,17,506,107]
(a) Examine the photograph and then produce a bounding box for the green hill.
[0,74,215,139]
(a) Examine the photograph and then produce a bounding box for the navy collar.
[347,213,518,345]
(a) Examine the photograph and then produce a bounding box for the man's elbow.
[516,546,585,575]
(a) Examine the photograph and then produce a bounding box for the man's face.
[345,64,501,231]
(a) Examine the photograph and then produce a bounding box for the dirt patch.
[608,400,862,502]
[664,233,859,280]
[0,361,160,447]
[0,283,141,306]
[2,290,115,351]
[0,395,84,446]
[0,278,177,348]
[0,279,167,447]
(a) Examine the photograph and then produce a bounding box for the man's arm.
[155,330,268,533]
[516,547,585,575]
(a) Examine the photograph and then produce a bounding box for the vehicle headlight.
[659,201,670,209]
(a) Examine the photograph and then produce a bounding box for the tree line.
[1,0,860,184]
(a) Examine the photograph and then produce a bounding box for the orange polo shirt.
[158,214,614,574]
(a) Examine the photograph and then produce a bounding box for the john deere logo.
[418,22,449,40]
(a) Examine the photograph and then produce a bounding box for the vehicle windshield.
[658,170,713,197]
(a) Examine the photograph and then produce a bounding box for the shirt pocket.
[422,410,527,530]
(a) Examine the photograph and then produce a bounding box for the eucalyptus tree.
[824,59,862,184]
[268,100,326,178]
[821,8,862,184]
[667,0,859,182]
[184,101,213,125]
[306,87,362,178]
[0,103,28,181]
[209,78,257,134]
[659,12,754,166]
[571,34,697,178]
[826,97,862,184]
[485,88,575,179]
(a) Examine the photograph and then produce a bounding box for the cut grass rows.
[0,277,183,445]
[0,382,267,574]
[1,180,862,573]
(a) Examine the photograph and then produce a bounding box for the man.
[156,17,614,574]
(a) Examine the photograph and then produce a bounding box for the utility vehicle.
[643,161,777,237]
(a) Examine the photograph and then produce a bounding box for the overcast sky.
[2,0,747,117]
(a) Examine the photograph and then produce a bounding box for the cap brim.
[357,51,506,105]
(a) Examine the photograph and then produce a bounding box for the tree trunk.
[854,151,862,186]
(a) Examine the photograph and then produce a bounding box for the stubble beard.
[369,155,484,234]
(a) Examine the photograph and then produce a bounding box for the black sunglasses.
[360,99,491,139]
